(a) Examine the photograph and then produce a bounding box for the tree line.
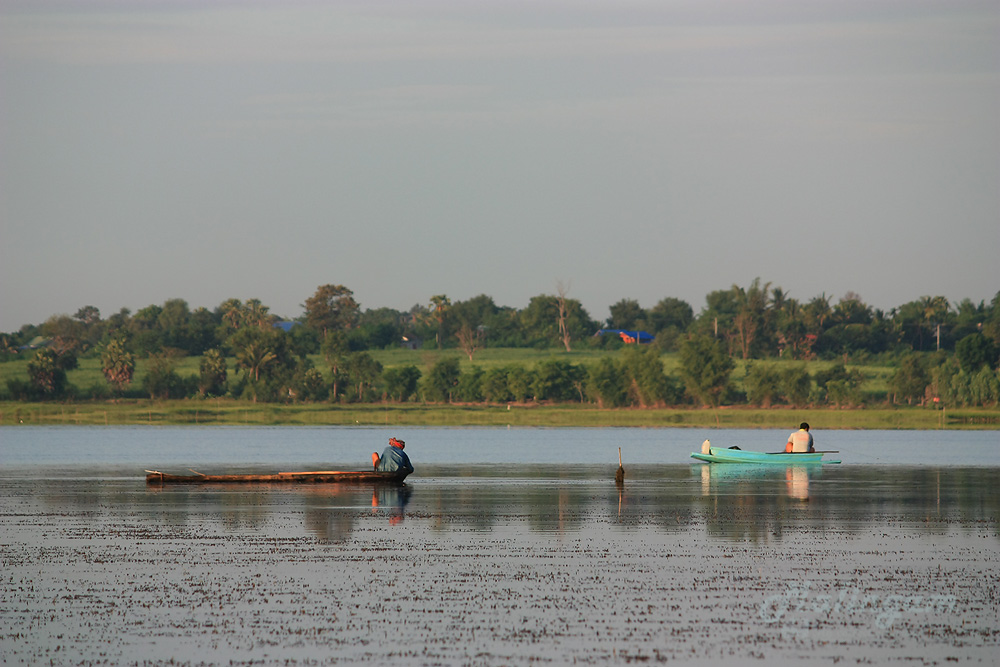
[3,281,998,408]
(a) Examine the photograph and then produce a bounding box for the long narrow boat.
[690,446,840,465]
[145,469,410,485]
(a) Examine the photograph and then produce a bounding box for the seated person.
[372,437,414,475]
[785,422,815,453]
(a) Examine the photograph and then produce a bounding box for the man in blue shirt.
[373,437,414,475]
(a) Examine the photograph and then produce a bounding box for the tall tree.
[920,295,951,351]
[647,297,693,334]
[775,298,815,360]
[244,298,275,329]
[230,328,282,401]
[199,349,228,397]
[520,293,596,349]
[556,282,573,352]
[455,324,485,361]
[832,292,873,325]
[429,295,451,349]
[304,285,359,337]
[218,298,246,331]
[695,289,740,342]
[322,330,350,401]
[74,305,101,326]
[803,293,832,333]
[158,298,192,351]
[27,349,68,398]
[101,338,135,394]
[731,278,772,360]
[41,315,84,357]
[608,298,646,330]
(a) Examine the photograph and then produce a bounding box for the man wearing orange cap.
[372,437,414,475]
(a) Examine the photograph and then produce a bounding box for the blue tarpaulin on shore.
[594,329,654,344]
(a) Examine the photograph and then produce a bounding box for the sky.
[1,0,998,333]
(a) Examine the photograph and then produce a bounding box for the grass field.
[1,348,994,429]
[0,347,896,396]
[0,400,995,430]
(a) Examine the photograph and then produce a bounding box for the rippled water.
[1,427,997,665]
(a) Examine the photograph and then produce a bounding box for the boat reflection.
[785,466,809,501]
[698,463,816,501]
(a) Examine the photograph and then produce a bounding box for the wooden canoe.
[690,447,840,465]
[145,468,410,485]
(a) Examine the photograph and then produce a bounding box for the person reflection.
[371,484,412,525]
[785,466,810,501]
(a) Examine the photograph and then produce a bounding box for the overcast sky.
[2,0,997,332]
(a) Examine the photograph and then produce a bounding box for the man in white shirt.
[785,423,815,453]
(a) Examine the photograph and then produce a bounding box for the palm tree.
[805,293,832,332]
[244,298,273,328]
[429,295,451,349]
[920,295,951,350]
[219,298,245,330]
[732,278,772,359]
[236,342,276,383]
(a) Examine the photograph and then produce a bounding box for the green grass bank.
[1,400,996,429]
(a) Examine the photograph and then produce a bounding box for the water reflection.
[698,463,815,501]
[4,465,997,543]
[300,484,412,540]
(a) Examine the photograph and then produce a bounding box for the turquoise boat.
[691,446,840,465]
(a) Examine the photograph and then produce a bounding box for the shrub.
[422,358,460,402]
[455,366,484,402]
[383,365,421,402]
[744,363,782,407]
[781,366,812,406]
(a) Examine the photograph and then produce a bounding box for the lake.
[1,426,997,665]
[2,424,998,468]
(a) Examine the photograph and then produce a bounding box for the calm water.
[1,425,998,469]
[1,427,997,665]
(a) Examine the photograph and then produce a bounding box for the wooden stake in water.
[615,447,625,486]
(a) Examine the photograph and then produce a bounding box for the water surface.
[1,427,997,665]
[2,425,997,467]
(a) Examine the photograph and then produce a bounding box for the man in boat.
[785,422,815,453]
[372,437,414,475]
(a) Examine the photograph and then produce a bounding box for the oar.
[615,447,625,485]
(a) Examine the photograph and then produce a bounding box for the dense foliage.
[2,282,998,408]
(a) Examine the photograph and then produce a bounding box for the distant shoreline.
[1,400,996,430]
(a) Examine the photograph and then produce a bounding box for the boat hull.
[691,447,839,464]
[145,469,410,485]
